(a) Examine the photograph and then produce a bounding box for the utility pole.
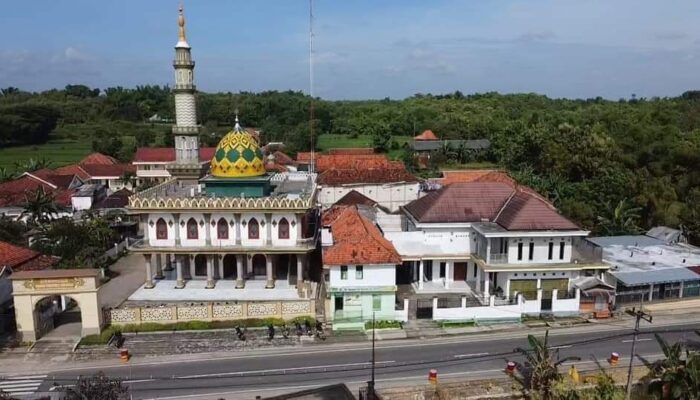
[367,311,376,400]
[625,306,652,400]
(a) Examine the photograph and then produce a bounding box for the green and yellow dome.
[210,121,265,178]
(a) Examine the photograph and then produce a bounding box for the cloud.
[517,31,557,42]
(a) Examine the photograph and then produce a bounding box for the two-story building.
[321,205,405,329]
[386,182,609,321]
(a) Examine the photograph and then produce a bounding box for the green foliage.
[0,216,28,246]
[646,331,700,399]
[439,320,478,328]
[59,371,129,400]
[21,188,59,226]
[364,320,402,330]
[0,103,59,147]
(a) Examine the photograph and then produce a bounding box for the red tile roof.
[55,164,91,181]
[414,130,439,141]
[328,148,375,155]
[265,161,288,173]
[0,174,75,208]
[0,241,59,271]
[295,152,317,163]
[79,153,118,165]
[272,151,295,166]
[316,154,389,172]
[335,190,378,207]
[404,181,580,231]
[437,170,516,187]
[318,167,418,186]
[133,147,216,163]
[80,163,135,178]
[323,206,400,265]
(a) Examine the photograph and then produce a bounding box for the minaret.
[171,4,200,167]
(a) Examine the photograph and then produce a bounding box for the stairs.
[403,319,442,338]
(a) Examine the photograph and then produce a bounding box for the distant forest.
[1,85,700,242]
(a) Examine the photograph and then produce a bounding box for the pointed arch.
[217,217,229,239]
[156,218,168,240]
[278,217,290,239]
[248,218,259,239]
[186,218,198,239]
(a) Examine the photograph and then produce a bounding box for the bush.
[364,320,402,330]
[439,320,478,328]
[80,326,122,346]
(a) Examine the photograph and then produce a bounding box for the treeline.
[1,85,700,241]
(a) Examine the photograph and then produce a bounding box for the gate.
[416,299,433,319]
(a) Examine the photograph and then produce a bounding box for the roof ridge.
[22,172,57,189]
[493,188,517,224]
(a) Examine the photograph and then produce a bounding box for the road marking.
[453,352,489,358]
[124,378,156,383]
[5,375,48,380]
[0,375,45,396]
[177,360,396,379]
[552,345,573,349]
[622,338,652,343]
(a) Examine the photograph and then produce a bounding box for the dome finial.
[234,108,241,131]
[178,2,187,42]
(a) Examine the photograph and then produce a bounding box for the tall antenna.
[308,0,315,173]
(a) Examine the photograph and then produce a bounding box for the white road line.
[453,352,489,358]
[177,360,396,379]
[0,382,42,388]
[124,378,156,384]
[3,392,35,396]
[551,345,573,349]
[0,379,44,385]
[4,375,47,380]
[622,338,652,343]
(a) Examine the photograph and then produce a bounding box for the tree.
[58,372,129,400]
[0,167,17,183]
[0,216,28,246]
[20,188,59,226]
[597,199,643,236]
[13,157,52,173]
[646,332,700,399]
[514,331,581,400]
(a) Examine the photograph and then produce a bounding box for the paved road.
[14,320,699,400]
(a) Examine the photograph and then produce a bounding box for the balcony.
[488,253,508,264]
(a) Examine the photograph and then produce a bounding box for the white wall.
[551,289,581,314]
[179,212,206,247]
[148,212,176,247]
[241,212,266,247]
[507,236,573,264]
[319,182,420,212]
[270,212,298,247]
[210,213,236,247]
[329,264,396,288]
[71,196,93,211]
[433,296,525,321]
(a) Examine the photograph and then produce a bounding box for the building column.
[444,261,452,289]
[175,256,185,289]
[484,272,490,297]
[648,284,654,302]
[144,254,155,289]
[154,254,164,279]
[206,255,215,289]
[217,256,224,280]
[164,253,174,271]
[296,255,304,287]
[475,266,482,292]
[235,254,245,289]
[418,260,424,290]
[266,254,275,289]
[680,281,685,299]
[265,213,272,245]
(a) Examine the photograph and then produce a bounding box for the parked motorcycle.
[267,324,275,341]
[304,320,313,337]
[315,320,326,341]
[294,321,303,337]
[235,326,246,341]
[281,324,290,339]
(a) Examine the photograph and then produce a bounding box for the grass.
[364,320,403,330]
[439,320,478,328]
[0,138,93,171]
[316,134,413,160]
[79,316,317,345]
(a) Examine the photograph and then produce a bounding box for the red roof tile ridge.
[22,171,58,189]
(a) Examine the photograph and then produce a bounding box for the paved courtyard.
[99,253,148,308]
[128,279,302,302]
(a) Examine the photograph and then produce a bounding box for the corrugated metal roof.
[611,267,700,286]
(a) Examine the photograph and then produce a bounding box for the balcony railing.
[488,253,508,264]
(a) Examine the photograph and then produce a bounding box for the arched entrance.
[222,255,237,279]
[252,254,267,278]
[34,295,82,339]
[10,269,103,342]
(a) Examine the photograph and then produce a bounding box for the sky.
[1,0,700,100]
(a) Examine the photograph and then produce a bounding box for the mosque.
[117,6,320,322]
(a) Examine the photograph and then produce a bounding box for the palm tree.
[0,167,17,183]
[119,170,136,190]
[514,330,581,400]
[597,198,643,236]
[59,372,129,400]
[13,157,52,173]
[20,188,59,226]
[647,332,700,399]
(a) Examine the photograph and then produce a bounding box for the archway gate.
[10,269,103,342]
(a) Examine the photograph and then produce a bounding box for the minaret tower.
[168,4,202,180]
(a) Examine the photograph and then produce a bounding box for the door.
[510,279,538,300]
[334,296,343,311]
[416,299,433,319]
[252,254,267,277]
[453,262,467,281]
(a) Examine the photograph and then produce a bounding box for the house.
[385,181,608,321]
[55,153,136,191]
[409,130,491,169]
[322,205,406,329]
[0,241,58,331]
[589,227,700,306]
[0,169,82,219]
[132,147,216,186]
[304,150,420,212]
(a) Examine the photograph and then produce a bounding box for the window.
[156,218,168,239]
[356,265,363,279]
[248,218,259,239]
[473,264,477,278]
[278,217,290,239]
[548,242,554,260]
[372,294,381,311]
[217,218,229,239]
[559,242,565,260]
[439,262,446,278]
[528,243,534,260]
[517,243,523,260]
[340,265,348,280]
[186,218,198,239]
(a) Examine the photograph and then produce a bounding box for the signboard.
[23,278,85,290]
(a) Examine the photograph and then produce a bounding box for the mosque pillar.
[418,260,424,290]
[217,255,224,280]
[206,255,215,289]
[265,213,272,245]
[144,254,155,289]
[265,254,275,289]
[296,255,304,287]
[155,254,164,279]
[164,253,174,271]
[235,254,245,289]
[175,255,185,289]
[235,214,242,245]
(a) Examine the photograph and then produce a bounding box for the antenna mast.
[309,0,315,173]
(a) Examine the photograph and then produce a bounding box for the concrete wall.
[329,264,396,288]
[148,212,176,247]
[179,212,206,247]
[319,182,420,212]
[507,236,574,264]
[210,213,237,247]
